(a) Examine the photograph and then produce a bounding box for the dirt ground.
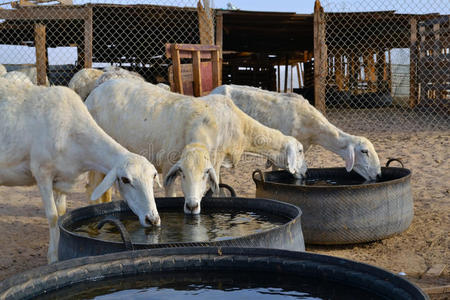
[0,131,448,298]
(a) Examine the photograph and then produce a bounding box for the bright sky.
[213,0,314,13]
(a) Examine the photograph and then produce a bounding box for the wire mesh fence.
[321,0,449,132]
[0,0,214,86]
[0,0,448,133]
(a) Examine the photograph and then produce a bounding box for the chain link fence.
[0,0,214,86]
[321,0,449,132]
[1,0,448,133]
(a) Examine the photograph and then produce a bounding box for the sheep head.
[270,137,307,179]
[164,144,219,215]
[91,153,161,226]
[342,136,381,181]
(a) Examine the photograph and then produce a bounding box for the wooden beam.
[409,18,418,108]
[192,50,202,96]
[215,12,223,85]
[284,55,289,93]
[296,63,302,88]
[366,50,376,91]
[433,22,441,57]
[290,64,294,92]
[34,23,47,86]
[0,6,86,20]
[165,44,220,59]
[83,5,93,68]
[277,64,280,92]
[211,49,221,88]
[197,0,214,45]
[215,12,223,48]
[313,0,326,112]
[171,46,183,94]
[300,63,305,88]
[350,53,358,89]
[335,51,344,91]
[18,0,36,6]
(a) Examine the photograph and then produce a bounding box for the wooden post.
[335,51,344,91]
[366,51,376,91]
[192,51,202,96]
[197,0,214,45]
[84,6,93,68]
[314,0,326,112]
[34,23,47,86]
[349,53,358,89]
[290,64,294,92]
[215,12,223,48]
[211,49,221,88]
[171,45,183,94]
[433,22,440,57]
[277,64,281,92]
[409,18,418,108]
[284,55,289,93]
[382,51,388,81]
[296,63,302,88]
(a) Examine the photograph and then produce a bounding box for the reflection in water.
[35,271,384,300]
[72,209,287,244]
[269,175,376,186]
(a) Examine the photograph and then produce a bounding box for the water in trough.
[70,208,288,244]
[34,271,384,300]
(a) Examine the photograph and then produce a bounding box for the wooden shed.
[0,3,202,84]
[217,9,314,95]
[0,0,447,111]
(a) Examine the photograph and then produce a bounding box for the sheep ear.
[154,174,162,188]
[91,169,116,201]
[286,144,297,174]
[344,145,355,172]
[207,168,219,194]
[164,163,180,188]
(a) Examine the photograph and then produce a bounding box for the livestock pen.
[0,0,448,299]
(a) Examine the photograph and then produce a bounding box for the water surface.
[35,271,384,300]
[71,209,288,244]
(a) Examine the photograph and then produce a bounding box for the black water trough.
[0,247,428,299]
[253,159,413,245]
[58,196,305,260]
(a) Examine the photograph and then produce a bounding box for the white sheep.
[0,78,161,263]
[16,66,50,86]
[67,67,144,101]
[94,66,144,87]
[2,71,34,85]
[68,68,104,101]
[156,83,171,91]
[211,85,381,181]
[85,79,306,214]
[0,64,6,76]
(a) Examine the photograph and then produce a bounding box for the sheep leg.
[214,162,223,197]
[86,171,112,204]
[54,191,67,216]
[35,175,59,264]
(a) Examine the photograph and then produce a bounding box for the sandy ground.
[0,131,448,298]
